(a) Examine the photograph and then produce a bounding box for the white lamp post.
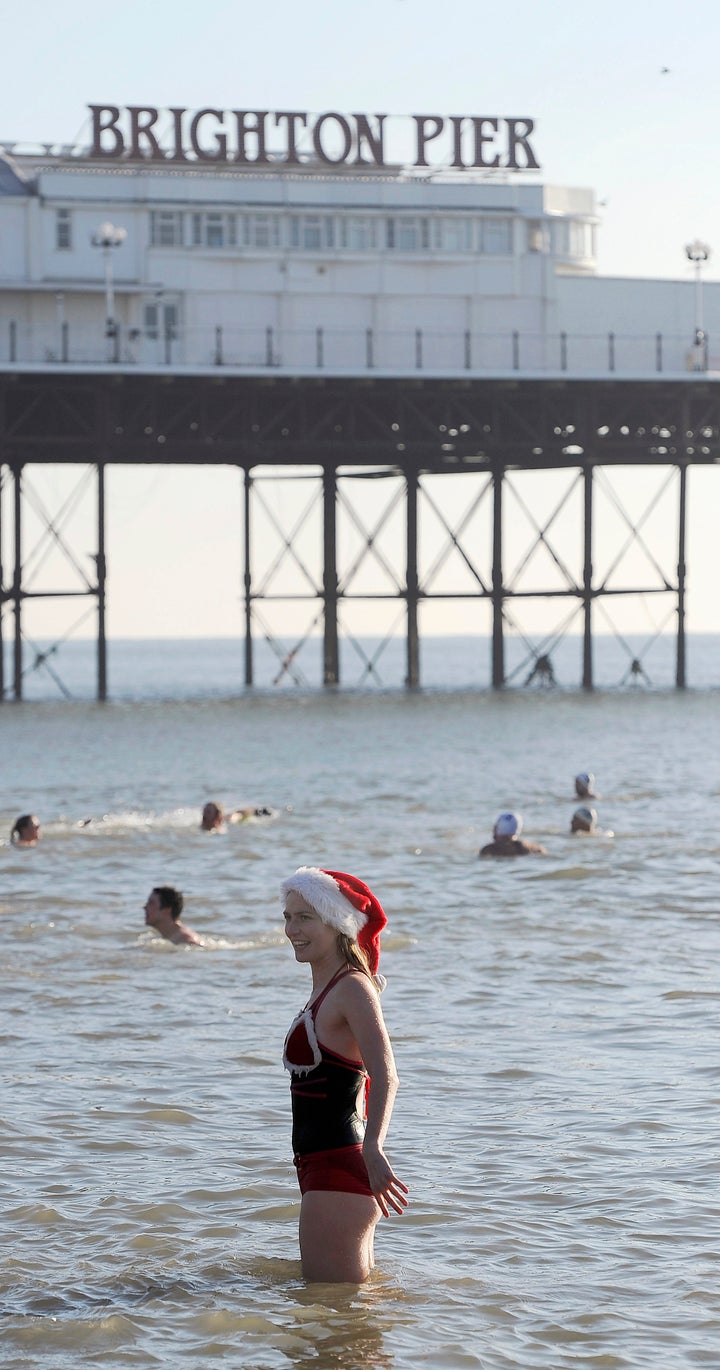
[91,221,127,361]
[685,239,711,370]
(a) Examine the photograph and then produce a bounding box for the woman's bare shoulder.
[334,970,380,1014]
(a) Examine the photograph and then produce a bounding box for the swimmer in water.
[201,800,272,831]
[574,772,597,800]
[479,811,547,857]
[11,814,41,847]
[571,806,597,834]
[143,887,203,946]
[281,866,408,1282]
[570,806,613,838]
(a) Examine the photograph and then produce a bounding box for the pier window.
[479,217,513,254]
[569,220,594,258]
[552,219,594,258]
[526,219,549,253]
[243,213,282,248]
[289,215,336,250]
[339,216,377,250]
[191,212,238,248]
[431,218,474,252]
[55,208,72,250]
[144,300,179,340]
[150,211,184,247]
[552,221,570,256]
[386,217,430,251]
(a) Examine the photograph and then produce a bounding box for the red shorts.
[294,1144,374,1198]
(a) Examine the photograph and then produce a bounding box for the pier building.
[0,110,718,696]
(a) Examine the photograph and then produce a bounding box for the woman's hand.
[362,1142,409,1218]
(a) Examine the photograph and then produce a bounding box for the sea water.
[4,631,720,699]
[1,638,720,1367]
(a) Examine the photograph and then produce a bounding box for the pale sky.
[2,0,719,644]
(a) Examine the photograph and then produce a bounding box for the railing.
[0,318,715,377]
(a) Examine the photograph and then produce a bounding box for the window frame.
[150,210,184,248]
[190,211,238,249]
[386,217,430,252]
[480,216,513,255]
[55,208,72,251]
[289,214,336,251]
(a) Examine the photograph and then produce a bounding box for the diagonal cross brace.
[594,466,676,593]
[252,480,323,598]
[419,476,493,595]
[21,467,96,592]
[504,470,582,592]
[336,481,405,596]
[340,606,407,685]
[502,601,583,684]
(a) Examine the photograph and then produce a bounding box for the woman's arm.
[342,977,409,1217]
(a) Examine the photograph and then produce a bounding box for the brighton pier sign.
[88,105,540,171]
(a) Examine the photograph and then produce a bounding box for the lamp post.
[685,239,711,370]
[91,221,127,362]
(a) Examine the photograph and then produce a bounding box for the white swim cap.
[572,806,597,832]
[494,812,522,838]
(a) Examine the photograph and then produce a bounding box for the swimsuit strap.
[308,965,353,1020]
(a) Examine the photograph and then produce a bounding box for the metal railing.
[0,318,714,376]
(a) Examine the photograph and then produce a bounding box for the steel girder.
[0,374,719,470]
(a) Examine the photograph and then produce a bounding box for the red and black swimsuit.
[283,967,373,1196]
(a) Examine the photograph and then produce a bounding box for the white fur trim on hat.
[494,811,522,838]
[281,866,368,940]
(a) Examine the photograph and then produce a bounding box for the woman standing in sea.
[281,866,408,1282]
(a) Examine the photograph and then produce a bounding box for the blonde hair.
[337,932,386,991]
[337,932,372,978]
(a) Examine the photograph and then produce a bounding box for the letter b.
[90,105,125,158]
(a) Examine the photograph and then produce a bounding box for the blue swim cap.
[494,812,521,838]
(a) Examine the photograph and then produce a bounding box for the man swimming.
[143,886,203,946]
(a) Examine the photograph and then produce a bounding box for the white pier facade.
[0,147,715,376]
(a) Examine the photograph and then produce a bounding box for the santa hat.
[281,866,387,977]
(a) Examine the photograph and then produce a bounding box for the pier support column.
[582,462,594,690]
[12,464,22,700]
[676,463,687,689]
[323,465,339,686]
[96,463,107,701]
[491,463,504,688]
[405,467,420,688]
[243,468,253,686]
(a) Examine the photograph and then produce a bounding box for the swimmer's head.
[493,812,522,840]
[574,772,595,798]
[11,813,40,845]
[150,885,184,921]
[571,806,597,834]
[201,801,223,831]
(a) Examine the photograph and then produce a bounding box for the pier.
[1,367,717,698]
